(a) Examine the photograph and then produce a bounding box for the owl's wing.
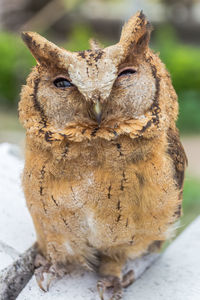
[167,128,188,191]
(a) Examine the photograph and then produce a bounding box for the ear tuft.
[134,30,151,55]
[137,10,146,23]
[119,11,152,56]
[21,31,51,64]
[21,31,72,68]
[21,31,33,46]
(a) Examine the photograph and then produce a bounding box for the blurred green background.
[0,0,199,236]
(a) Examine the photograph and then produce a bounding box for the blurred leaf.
[153,25,200,92]
[183,177,200,209]
[0,32,35,106]
[63,0,85,10]
[153,25,200,133]
[64,24,94,51]
[177,177,200,234]
[177,91,200,133]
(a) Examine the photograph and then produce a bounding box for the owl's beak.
[93,100,102,125]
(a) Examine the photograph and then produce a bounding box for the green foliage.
[153,26,200,92]
[178,177,200,234]
[177,91,200,133]
[153,26,200,133]
[162,176,200,245]
[65,24,94,51]
[183,177,200,209]
[0,32,35,106]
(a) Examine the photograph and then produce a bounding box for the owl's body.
[19,12,186,298]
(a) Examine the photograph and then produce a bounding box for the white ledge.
[0,143,200,300]
[0,143,35,255]
[0,143,36,299]
[17,217,200,300]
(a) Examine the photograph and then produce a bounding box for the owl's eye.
[118,68,137,78]
[53,77,73,88]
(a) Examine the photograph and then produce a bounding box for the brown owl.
[19,11,187,300]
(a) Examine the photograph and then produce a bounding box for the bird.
[19,11,187,300]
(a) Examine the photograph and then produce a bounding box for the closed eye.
[53,77,73,88]
[118,68,137,78]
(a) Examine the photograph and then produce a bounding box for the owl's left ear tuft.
[134,24,152,54]
[21,31,56,65]
[21,31,33,46]
[119,11,153,57]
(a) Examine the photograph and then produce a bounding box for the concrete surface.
[0,143,200,300]
[17,253,160,300]
[0,143,35,254]
[17,217,200,300]
[0,241,19,271]
[124,216,200,300]
[0,143,36,299]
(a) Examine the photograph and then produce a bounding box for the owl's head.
[19,11,178,143]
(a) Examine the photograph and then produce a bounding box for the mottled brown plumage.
[19,11,187,299]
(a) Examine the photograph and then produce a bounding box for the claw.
[97,270,134,300]
[34,254,67,292]
[97,277,113,300]
[97,276,122,300]
[110,277,122,300]
[35,266,49,292]
[97,280,105,300]
[34,264,61,292]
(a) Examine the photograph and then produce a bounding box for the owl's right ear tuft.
[21,31,33,46]
[21,31,48,64]
[21,31,72,68]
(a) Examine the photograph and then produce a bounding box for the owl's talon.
[97,280,106,300]
[34,254,67,291]
[110,277,122,300]
[35,266,49,292]
[35,265,58,292]
[97,276,123,300]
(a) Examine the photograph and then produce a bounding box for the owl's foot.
[97,276,122,300]
[97,270,134,300]
[34,254,66,292]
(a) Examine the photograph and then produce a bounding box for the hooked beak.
[93,100,102,125]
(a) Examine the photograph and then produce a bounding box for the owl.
[19,11,187,300]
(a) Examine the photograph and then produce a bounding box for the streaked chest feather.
[26,135,178,251]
